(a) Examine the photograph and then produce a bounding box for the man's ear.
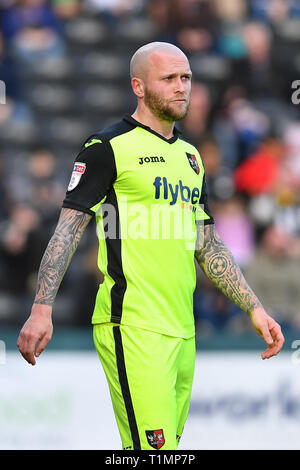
[131,77,145,99]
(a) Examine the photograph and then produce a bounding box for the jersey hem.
[204,218,215,225]
[92,317,195,340]
[62,201,95,216]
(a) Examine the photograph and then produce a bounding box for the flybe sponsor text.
[153,177,201,206]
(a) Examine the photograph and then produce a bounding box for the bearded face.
[144,85,190,122]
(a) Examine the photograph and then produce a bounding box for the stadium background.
[1,0,300,449]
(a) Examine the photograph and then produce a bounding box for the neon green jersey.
[63,114,214,338]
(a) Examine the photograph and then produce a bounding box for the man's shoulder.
[177,134,200,154]
[85,117,134,146]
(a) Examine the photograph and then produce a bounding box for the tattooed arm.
[17,208,92,365]
[34,208,92,306]
[195,224,285,359]
[195,224,263,315]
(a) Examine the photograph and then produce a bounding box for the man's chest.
[111,136,204,208]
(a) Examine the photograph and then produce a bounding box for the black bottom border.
[1,449,297,464]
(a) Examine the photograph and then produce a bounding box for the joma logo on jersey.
[153,176,201,206]
[139,156,166,165]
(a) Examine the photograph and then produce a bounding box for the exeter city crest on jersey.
[145,429,165,449]
[186,152,200,175]
[67,162,86,191]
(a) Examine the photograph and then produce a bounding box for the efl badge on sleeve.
[145,429,165,449]
[186,152,200,175]
[67,162,86,191]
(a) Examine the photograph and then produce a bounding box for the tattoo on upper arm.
[195,224,262,315]
[34,208,92,306]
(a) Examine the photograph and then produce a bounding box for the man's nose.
[174,78,185,93]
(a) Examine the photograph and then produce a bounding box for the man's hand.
[249,307,285,360]
[17,304,53,366]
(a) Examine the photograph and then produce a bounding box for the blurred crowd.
[0,0,300,335]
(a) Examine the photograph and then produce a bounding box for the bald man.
[17,42,284,450]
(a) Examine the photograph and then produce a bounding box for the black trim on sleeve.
[199,174,215,225]
[61,201,95,216]
[113,326,141,450]
[62,140,117,216]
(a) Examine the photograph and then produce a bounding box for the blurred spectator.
[243,21,272,65]
[0,31,20,100]
[1,0,62,39]
[0,97,36,143]
[1,0,65,66]
[198,135,234,201]
[283,122,300,186]
[212,86,245,170]
[234,136,284,196]
[147,0,171,42]
[244,224,300,330]
[52,0,82,19]
[250,0,300,24]
[182,81,212,145]
[0,202,47,320]
[27,148,66,224]
[194,271,244,334]
[165,0,217,53]
[213,0,248,25]
[213,196,255,267]
[241,21,276,99]
[227,96,271,161]
[217,27,247,62]
[234,132,300,230]
[5,148,66,229]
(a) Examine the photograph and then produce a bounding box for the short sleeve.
[198,174,214,225]
[62,137,117,216]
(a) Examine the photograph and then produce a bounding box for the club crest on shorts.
[67,162,86,191]
[145,429,165,449]
[186,152,200,174]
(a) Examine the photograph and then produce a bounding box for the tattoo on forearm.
[195,224,262,315]
[34,208,92,306]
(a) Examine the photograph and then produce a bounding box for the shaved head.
[130,41,192,123]
[130,42,188,80]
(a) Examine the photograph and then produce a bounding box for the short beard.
[144,87,190,122]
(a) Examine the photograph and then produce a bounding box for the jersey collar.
[123,114,181,144]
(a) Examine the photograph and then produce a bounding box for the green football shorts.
[93,323,196,450]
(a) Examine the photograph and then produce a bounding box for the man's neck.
[131,108,175,140]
